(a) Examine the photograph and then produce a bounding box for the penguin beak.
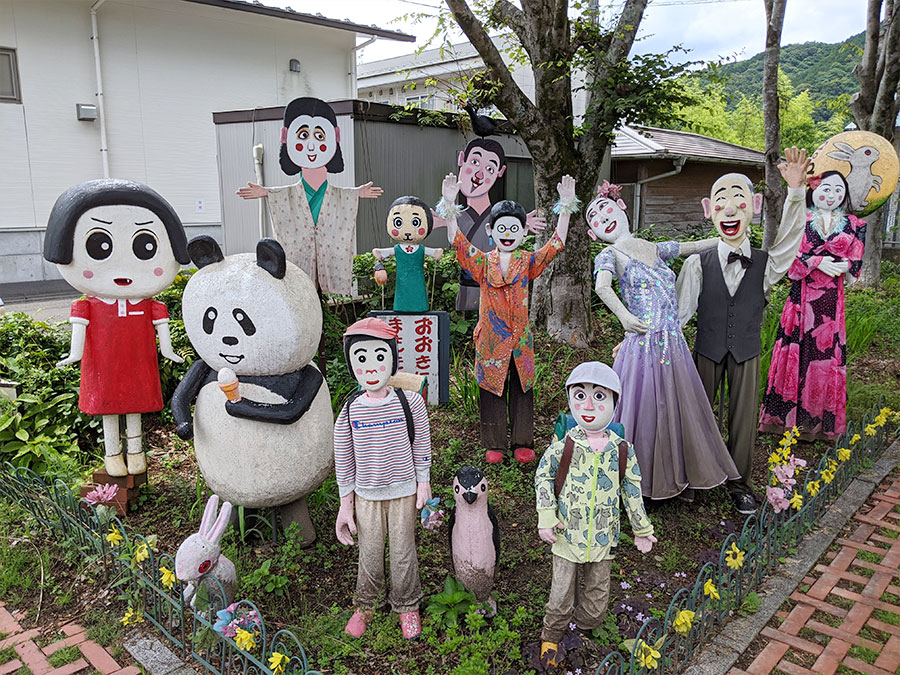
[463,491,477,505]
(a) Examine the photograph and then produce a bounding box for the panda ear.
[256,238,286,279]
[188,236,224,268]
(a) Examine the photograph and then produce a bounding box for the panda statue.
[172,236,332,545]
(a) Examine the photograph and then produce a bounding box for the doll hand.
[441,173,461,203]
[374,269,388,286]
[777,147,810,189]
[56,354,81,367]
[557,174,576,201]
[335,505,357,546]
[358,182,383,199]
[817,258,847,277]
[372,248,382,260]
[236,182,268,199]
[611,341,624,359]
[525,210,547,233]
[634,534,657,554]
[176,421,194,440]
[620,313,649,334]
[415,482,432,510]
[431,248,444,260]
[538,522,564,544]
[162,350,184,364]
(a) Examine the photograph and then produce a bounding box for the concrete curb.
[682,438,900,675]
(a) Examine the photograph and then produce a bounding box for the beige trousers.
[542,554,612,643]
[354,494,422,614]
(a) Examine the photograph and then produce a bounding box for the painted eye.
[357,354,366,363]
[314,130,326,141]
[232,308,256,336]
[593,390,606,401]
[298,129,309,140]
[198,560,211,574]
[412,217,421,228]
[472,159,479,166]
[393,217,403,228]
[480,483,486,492]
[454,485,459,493]
[132,230,158,261]
[376,353,385,362]
[203,307,217,335]
[486,166,494,174]
[573,390,586,401]
[86,229,113,260]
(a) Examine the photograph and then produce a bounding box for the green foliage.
[738,591,762,617]
[153,270,196,404]
[425,576,478,629]
[449,350,479,419]
[0,647,15,665]
[243,558,290,597]
[47,647,80,668]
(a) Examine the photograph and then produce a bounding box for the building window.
[0,48,21,103]
[404,94,435,110]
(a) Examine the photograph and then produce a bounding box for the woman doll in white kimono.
[237,97,382,296]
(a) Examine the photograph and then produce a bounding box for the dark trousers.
[694,352,760,494]
[479,359,534,451]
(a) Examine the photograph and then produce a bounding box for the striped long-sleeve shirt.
[334,388,431,500]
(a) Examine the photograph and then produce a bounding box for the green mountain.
[719,30,865,110]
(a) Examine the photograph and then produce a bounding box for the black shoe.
[732,492,756,515]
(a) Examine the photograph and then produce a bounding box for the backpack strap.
[618,441,628,484]
[394,387,415,447]
[554,435,575,499]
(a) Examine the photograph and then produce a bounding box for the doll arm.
[333,402,356,498]
[676,255,702,328]
[155,321,184,364]
[847,216,867,278]
[236,182,268,199]
[372,247,395,260]
[172,360,212,439]
[595,270,649,334]
[357,182,383,199]
[621,443,654,542]
[409,393,432,485]
[677,237,720,257]
[552,175,577,245]
[57,322,87,367]
[535,441,566,543]
[424,246,444,260]
[764,186,807,293]
[335,492,357,546]
[437,173,463,243]
[225,365,323,424]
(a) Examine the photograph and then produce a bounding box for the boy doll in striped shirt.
[334,317,432,640]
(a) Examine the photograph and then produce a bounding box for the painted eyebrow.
[374,347,388,352]
[90,217,113,224]
[314,125,326,134]
[135,220,153,226]
[487,158,500,168]
[469,150,483,158]
[714,187,727,195]
[391,210,405,216]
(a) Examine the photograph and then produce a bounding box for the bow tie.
[727,250,752,269]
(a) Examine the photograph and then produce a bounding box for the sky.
[272,0,869,66]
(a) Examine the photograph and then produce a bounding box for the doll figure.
[236,97,383,296]
[439,173,576,464]
[534,361,656,669]
[45,179,189,477]
[589,181,740,501]
[759,171,866,440]
[334,317,432,640]
[372,196,443,313]
[677,147,809,515]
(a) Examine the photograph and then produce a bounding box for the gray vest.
[695,246,768,364]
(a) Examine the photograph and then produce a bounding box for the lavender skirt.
[612,327,740,500]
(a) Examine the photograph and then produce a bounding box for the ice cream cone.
[217,367,241,402]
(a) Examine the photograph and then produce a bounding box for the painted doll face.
[457,147,506,198]
[285,114,337,170]
[585,197,629,243]
[811,174,847,212]
[487,215,525,252]
[387,203,429,244]
[567,383,615,432]
[58,204,179,299]
[348,338,394,392]
[703,174,762,247]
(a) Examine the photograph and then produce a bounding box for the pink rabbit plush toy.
[175,495,237,607]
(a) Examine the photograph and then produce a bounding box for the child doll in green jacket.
[535,361,658,668]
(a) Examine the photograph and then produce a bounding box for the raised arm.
[764,146,811,293]
[553,175,577,245]
[436,173,462,243]
[357,182,383,199]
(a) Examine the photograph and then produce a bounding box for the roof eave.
[612,151,765,167]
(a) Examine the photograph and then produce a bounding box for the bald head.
[703,173,763,247]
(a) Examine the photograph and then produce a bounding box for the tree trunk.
[858,209,884,285]
[762,0,787,250]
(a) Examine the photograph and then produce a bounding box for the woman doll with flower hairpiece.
[759,171,866,440]
[589,181,740,500]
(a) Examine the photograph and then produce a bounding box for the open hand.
[358,182,383,199]
[538,521,565,544]
[611,341,624,359]
[526,210,547,233]
[557,175,576,201]
[335,505,357,546]
[430,248,444,260]
[442,173,461,204]
[56,354,81,367]
[635,534,657,553]
[621,312,649,334]
[236,182,268,200]
[777,147,811,189]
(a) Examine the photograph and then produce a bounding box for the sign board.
[368,311,450,405]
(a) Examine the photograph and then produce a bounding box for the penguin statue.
[448,466,500,615]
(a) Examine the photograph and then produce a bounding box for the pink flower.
[772,341,800,401]
[811,318,839,353]
[823,232,854,259]
[774,464,796,490]
[766,486,790,513]
[84,483,119,506]
[788,455,807,470]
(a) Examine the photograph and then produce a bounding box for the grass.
[0,647,16,665]
[848,644,879,665]
[47,647,81,668]
[856,549,884,564]
[83,610,125,649]
[873,608,900,625]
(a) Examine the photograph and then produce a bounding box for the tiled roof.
[613,125,766,166]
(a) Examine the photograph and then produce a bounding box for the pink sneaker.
[485,450,504,464]
[399,610,421,639]
[344,609,372,638]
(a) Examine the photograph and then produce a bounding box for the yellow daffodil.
[768,451,782,466]
[637,640,661,670]
[865,424,876,436]
[827,459,838,472]
[703,579,720,600]
[850,434,861,445]
[120,607,144,626]
[106,526,123,547]
[145,534,159,551]
[160,566,176,590]
[790,492,803,510]
[837,447,851,462]
[268,652,288,675]
[133,542,149,564]
[725,542,745,569]
[673,609,695,636]
[235,628,257,652]
[822,469,835,484]
[807,480,820,497]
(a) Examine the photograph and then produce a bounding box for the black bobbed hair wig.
[462,138,507,169]
[342,333,400,379]
[807,170,851,210]
[388,196,435,237]
[486,199,527,230]
[279,97,344,176]
[43,178,189,265]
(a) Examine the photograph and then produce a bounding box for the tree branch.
[444,0,539,130]
[489,0,536,58]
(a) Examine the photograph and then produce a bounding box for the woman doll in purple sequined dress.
[589,182,740,500]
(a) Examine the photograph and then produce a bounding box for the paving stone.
[123,633,186,675]
[48,659,89,675]
[0,628,40,650]
[0,660,23,675]
[78,641,120,675]
[42,633,87,656]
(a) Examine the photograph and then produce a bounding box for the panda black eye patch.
[203,307,217,334]
[232,308,256,336]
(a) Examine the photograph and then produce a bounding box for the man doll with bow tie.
[676,147,810,515]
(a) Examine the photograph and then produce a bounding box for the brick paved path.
[733,472,900,675]
[0,603,138,675]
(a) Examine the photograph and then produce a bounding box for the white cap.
[564,361,621,396]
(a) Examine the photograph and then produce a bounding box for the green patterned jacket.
[535,426,654,564]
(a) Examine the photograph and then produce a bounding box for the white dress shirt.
[677,187,806,328]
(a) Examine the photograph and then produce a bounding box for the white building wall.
[0,0,356,284]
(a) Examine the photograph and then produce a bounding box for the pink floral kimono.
[759,211,866,440]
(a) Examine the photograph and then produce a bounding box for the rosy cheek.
[83,270,94,279]
[597,405,606,412]
[715,205,722,212]
[739,203,746,209]
[818,195,825,201]
[417,228,425,235]
[153,267,164,277]
[355,368,363,374]
[391,229,400,237]
[464,167,473,174]
[573,403,582,410]
[379,365,386,372]
[319,144,327,152]
[295,143,302,151]
[606,207,614,214]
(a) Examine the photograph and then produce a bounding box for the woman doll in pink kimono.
[759,171,866,440]
[236,97,382,296]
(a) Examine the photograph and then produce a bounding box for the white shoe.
[127,451,146,475]
[105,453,128,477]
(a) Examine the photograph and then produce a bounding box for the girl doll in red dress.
[44,179,189,476]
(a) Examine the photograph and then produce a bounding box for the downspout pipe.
[633,156,686,230]
[349,36,377,98]
[91,0,110,178]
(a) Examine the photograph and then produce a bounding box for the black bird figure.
[460,100,499,139]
